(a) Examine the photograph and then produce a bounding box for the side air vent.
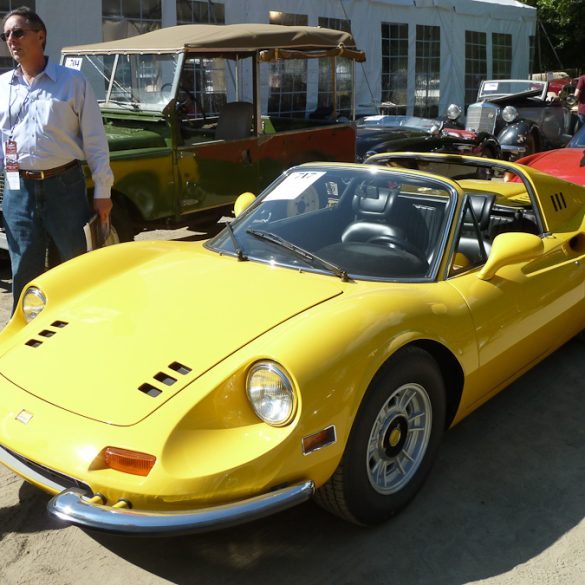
[51,321,68,328]
[25,339,43,348]
[551,192,567,212]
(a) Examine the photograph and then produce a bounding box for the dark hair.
[2,6,46,49]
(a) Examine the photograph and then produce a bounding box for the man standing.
[0,6,113,310]
[574,74,585,132]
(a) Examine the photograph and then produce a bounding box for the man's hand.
[93,197,113,224]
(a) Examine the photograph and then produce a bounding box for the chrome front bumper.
[47,481,315,536]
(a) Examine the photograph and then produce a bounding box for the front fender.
[497,120,535,146]
[497,120,537,159]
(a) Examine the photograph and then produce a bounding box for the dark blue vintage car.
[356,114,500,163]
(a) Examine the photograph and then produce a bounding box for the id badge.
[5,139,20,190]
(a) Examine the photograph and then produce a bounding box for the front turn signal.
[103,447,156,477]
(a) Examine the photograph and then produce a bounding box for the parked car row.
[355,78,577,164]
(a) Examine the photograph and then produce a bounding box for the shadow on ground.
[85,338,585,585]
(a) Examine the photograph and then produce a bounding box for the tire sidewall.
[341,347,446,525]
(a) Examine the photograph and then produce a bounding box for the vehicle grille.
[465,102,498,134]
[0,444,91,493]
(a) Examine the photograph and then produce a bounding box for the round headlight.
[246,362,296,426]
[502,105,519,123]
[446,103,462,121]
[22,286,46,323]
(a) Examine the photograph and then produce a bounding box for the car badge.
[15,410,33,424]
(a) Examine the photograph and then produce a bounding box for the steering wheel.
[160,82,174,102]
[367,234,426,262]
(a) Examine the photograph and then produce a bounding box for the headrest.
[466,193,496,230]
[352,185,398,220]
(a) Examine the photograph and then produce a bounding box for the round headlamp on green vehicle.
[502,105,519,123]
[246,361,297,426]
[22,287,46,323]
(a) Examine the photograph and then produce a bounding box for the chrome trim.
[0,444,68,493]
[48,480,315,535]
[499,144,527,154]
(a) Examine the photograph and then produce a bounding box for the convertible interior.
[221,161,542,281]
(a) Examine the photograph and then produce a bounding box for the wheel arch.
[110,188,143,226]
[365,339,464,430]
[409,339,464,429]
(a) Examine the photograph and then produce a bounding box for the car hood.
[518,148,585,186]
[0,245,343,426]
[105,124,167,152]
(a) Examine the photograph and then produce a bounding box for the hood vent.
[25,321,69,349]
[139,361,192,398]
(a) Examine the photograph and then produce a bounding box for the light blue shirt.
[0,59,113,199]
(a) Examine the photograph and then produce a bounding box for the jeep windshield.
[63,53,179,112]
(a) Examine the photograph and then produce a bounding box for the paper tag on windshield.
[64,57,83,71]
[263,171,325,201]
[483,82,498,91]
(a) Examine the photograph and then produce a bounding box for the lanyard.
[7,68,32,140]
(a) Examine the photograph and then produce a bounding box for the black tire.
[525,132,537,156]
[105,203,135,245]
[314,346,445,525]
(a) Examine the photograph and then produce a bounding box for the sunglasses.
[0,28,37,42]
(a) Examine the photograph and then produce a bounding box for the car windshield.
[208,166,454,281]
[357,115,438,132]
[62,53,179,111]
[478,80,546,100]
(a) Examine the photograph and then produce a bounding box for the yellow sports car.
[0,153,584,535]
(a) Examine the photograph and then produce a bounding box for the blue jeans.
[3,163,91,310]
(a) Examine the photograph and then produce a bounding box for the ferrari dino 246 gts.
[0,153,583,535]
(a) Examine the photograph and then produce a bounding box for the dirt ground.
[0,228,585,585]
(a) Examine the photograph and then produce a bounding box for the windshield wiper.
[225,221,247,261]
[246,228,349,281]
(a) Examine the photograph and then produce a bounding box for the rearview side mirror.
[478,232,544,281]
[234,192,256,217]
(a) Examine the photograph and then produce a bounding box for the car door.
[446,198,585,408]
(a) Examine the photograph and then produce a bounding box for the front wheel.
[314,346,446,525]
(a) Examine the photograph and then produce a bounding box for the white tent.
[226,0,538,115]
[32,0,537,117]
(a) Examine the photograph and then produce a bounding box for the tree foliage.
[522,0,585,72]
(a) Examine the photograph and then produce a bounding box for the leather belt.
[19,160,79,181]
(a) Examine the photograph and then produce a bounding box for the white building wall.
[29,0,536,115]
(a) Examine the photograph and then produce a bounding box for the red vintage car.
[515,124,585,185]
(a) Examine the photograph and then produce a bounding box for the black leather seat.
[215,102,254,140]
[341,186,406,244]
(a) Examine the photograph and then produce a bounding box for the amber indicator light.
[104,447,156,476]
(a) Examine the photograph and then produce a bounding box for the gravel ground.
[0,227,584,585]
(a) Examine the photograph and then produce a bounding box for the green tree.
[523,0,585,72]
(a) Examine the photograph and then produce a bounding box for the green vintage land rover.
[31,23,362,245]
